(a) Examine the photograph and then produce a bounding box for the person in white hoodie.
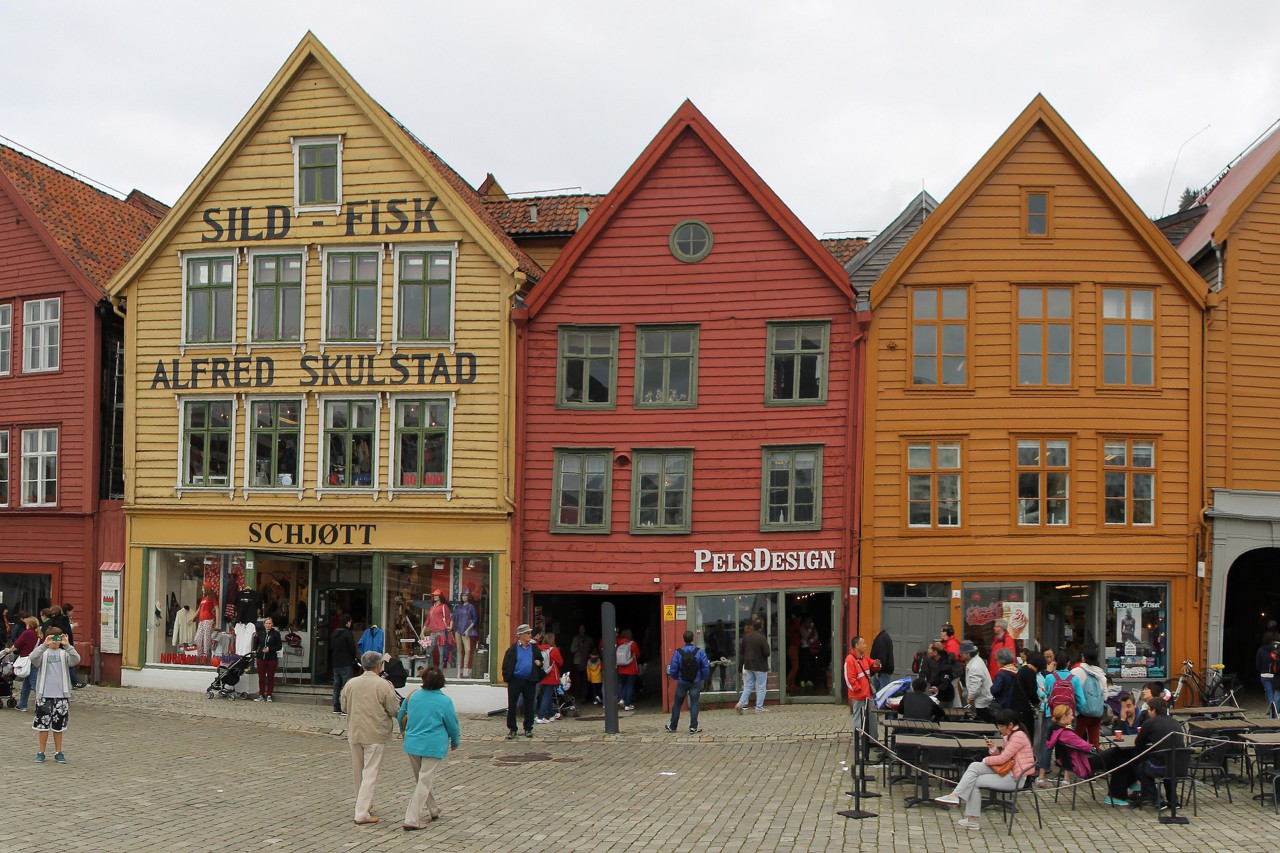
[29,625,81,763]
[1069,645,1108,748]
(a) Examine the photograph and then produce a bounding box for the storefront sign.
[590,583,609,590]
[199,197,440,242]
[675,604,687,621]
[150,352,477,389]
[99,571,122,655]
[248,521,376,546]
[692,548,835,573]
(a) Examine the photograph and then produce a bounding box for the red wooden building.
[0,144,163,681]
[514,102,865,709]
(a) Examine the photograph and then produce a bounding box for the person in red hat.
[425,590,452,669]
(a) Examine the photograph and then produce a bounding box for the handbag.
[992,757,1015,777]
[13,655,31,679]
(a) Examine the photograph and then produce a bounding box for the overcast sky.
[6,2,1280,237]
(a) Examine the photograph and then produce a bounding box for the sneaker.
[1035,778,1056,789]
[754,707,766,713]
[254,696,264,702]
[689,727,702,734]
[523,730,533,738]
[333,709,343,715]
[266,696,274,703]
[35,753,45,763]
[505,731,518,740]
[934,793,960,806]
[535,717,548,724]
[663,724,676,733]
[956,817,980,830]
[624,705,634,711]
[72,683,85,689]
[618,700,625,707]
[735,705,744,715]
[54,752,65,763]
[553,713,561,720]
[1103,796,1128,807]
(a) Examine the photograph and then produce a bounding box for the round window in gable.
[669,220,713,263]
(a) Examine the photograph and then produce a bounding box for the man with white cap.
[501,624,545,739]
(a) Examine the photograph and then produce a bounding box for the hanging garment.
[358,625,384,655]
[233,622,258,656]
[172,607,198,646]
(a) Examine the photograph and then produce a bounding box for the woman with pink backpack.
[1036,648,1086,787]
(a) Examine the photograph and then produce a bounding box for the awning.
[98,562,124,573]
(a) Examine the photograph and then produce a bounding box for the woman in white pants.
[934,708,1034,829]
[397,666,460,831]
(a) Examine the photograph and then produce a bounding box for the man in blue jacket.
[664,630,711,734]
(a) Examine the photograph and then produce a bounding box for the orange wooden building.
[860,96,1206,688]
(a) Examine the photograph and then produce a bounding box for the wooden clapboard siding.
[520,121,855,593]
[862,104,1201,656]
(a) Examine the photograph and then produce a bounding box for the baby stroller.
[554,672,579,719]
[205,654,252,701]
[0,651,16,707]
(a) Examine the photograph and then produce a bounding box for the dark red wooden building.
[0,144,163,681]
[514,102,866,709]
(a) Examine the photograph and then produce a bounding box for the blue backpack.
[1080,670,1105,717]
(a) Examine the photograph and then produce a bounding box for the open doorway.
[531,593,661,704]
[1222,548,1280,697]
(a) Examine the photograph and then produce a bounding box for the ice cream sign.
[1002,601,1030,641]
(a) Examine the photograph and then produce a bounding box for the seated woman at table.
[900,676,944,722]
[1046,704,1099,783]
[933,708,1034,830]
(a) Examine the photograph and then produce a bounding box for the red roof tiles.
[820,236,868,266]
[0,144,165,293]
[486,194,604,236]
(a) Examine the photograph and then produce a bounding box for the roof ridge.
[0,143,164,218]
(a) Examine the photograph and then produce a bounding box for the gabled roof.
[846,191,937,277]
[486,194,604,237]
[1153,204,1207,249]
[0,144,164,301]
[819,236,868,266]
[108,32,542,297]
[1177,120,1280,261]
[525,100,854,316]
[873,95,1206,311]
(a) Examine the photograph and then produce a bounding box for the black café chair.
[982,766,1043,836]
[1191,739,1232,803]
[1257,745,1280,814]
[1153,747,1198,818]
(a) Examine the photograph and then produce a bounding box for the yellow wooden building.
[861,96,1206,688]
[106,34,540,688]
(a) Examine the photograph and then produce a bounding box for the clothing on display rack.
[235,587,261,624]
[358,625,384,655]
[233,622,257,656]
[172,606,198,646]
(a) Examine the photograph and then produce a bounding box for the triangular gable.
[0,145,162,304]
[108,32,539,298]
[872,95,1205,310]
[846,190,937,277]
[524,99,854,316]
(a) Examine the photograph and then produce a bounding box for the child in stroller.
[553,671,579,719]
[205,654,252,701]
[0,650,16,707]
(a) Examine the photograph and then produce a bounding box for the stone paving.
[0,686,1274,852]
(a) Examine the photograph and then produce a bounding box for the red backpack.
[1048,673,1077,712]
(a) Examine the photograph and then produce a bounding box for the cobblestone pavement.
[0,687,1274,852]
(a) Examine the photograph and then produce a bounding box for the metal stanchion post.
[839,698,878,820]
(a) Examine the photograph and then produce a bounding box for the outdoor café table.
[1238,731,1280,801]
[1172,705,1247,720]
[1187,718,1254,736]
[942,706,971,720]
[883,718,942,736]
[939,721,999,735]
[1245,718,1280,731]
[894,735,960,808]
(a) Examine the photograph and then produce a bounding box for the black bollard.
[838,697,878,819]
[602,601,619,734]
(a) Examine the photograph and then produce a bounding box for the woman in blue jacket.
[397,666,461,831]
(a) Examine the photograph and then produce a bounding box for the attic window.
[292,136,342,213]
[1024,190,1050,237]
[669,220,712,263]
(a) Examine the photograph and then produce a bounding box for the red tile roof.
[0,144,165,293]
[486,194,604,236]
[820,236,868,266]
[387,117,547,282]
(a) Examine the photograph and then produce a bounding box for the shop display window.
[147,549,246,665]
[385,554,491,681]
[961,582,1032,658]
[1103,582,1168,681]
[692,592,779,694]
[1035,582,1097,659]
[256,556,310,670]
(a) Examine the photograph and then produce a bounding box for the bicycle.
[1169,659,1243,707]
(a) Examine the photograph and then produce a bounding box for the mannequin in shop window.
[425,590,452,669]
[452,590,478,678]
[195,586,218,664]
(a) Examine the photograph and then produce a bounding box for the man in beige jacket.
[341,650,402,824]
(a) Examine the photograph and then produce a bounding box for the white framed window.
[393,244,456,346]
[322,248,382,344]
[249,251,305,344]
[244,397,305,490]
[292,136,343,214]
[20,427,57,506]
[180,398,235,489]
[390,395,453,492]
[319,396,380,491]
[22,297,60,372]
[182,253,237,347]
[0,304,11,374]
[0,430,8,506]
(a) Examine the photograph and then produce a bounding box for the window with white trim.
[393,398,449,489]
[183,400,233,487]
[325,251,379,342]
[0,430,8,505]
[20,427,57,506]
[251,253,303,342]
[397,250,453,342]
[185,256,234,344]
[0,304,11,374]
[323,399,376,489]
[249,399,302,488]
[23,298,60,372]
[293,137,341,211]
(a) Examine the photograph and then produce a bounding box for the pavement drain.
[494,752,554,763]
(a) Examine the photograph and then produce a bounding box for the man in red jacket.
[844,636,879,764]
[988,619,1016,681]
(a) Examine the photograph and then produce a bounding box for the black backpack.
[679,648,700,683]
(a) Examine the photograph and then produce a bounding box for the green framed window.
[250,399,301,488]
[394,399,449,489]
[183,400,233,487]
[397,250,453,342]
[296,139,340,208]
[669,220,713,263]
[552,449,611,533]
[323,400,376,488]
[326,251,379,341]
[767,321,829,404]
[635,325,698,407]
[557,326,618,408]
[631,449,692,533]
[761,446,822,530]
[185,257,234,344]
[252,254,302,342]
